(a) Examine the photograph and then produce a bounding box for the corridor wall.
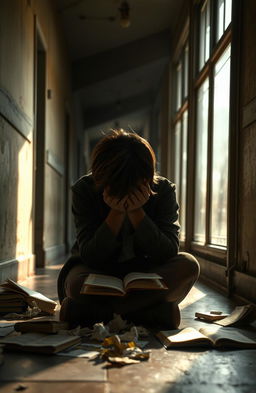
[0,0,75,282]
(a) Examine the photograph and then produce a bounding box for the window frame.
[171,0,233,263]
[190,0,232,263]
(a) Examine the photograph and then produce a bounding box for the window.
[172,0,232,256]
[173,42,189,242]
[217,0,232,41]
[199,0,211,70]
[210,45,231,246]
[180,111,188,242]
[194,79,209,243]
[193,0,232,252]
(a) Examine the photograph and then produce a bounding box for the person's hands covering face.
[126,184,151,212]
[103,189,127,213]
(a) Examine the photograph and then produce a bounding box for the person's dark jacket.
[57,174,180,302]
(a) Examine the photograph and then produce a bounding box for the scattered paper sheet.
[2,302,41,319]
[57,348,99,358]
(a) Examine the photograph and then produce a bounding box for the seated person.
[57,129,200,328]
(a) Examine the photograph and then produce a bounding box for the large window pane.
[194,79,209,243]
[180,111,188,242]
[174,121,181,202]
[210,45,231,246]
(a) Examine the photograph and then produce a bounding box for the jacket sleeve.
[134,179,180,261]
[72,183,120,268]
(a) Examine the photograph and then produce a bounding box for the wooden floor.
[0,262,256,393]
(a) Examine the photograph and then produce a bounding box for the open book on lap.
[81,272,168,296]
[156,326,256,349]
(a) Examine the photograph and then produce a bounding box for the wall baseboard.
[198,257,256,303]
[44,244,66,265]
[197,256,227,288]
[0,254,35,283]
[233,271,256,303]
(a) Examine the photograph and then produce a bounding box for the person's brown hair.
[91,129,158,199]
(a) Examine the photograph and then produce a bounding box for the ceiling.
[55,0,185,139]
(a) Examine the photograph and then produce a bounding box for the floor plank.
[0,382,107,393]
[1,262,256,393]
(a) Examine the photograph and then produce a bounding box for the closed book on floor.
[156,326,256,349]
[195,304,256,326]
[81,272,168,296]
[214,304,256,326]
[0,279,57,315]
[14,317,69,334]
[0,332,81,354]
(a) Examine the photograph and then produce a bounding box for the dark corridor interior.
[0,0,256,391]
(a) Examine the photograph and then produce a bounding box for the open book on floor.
[156,326,256,349]
[81,272,168,296]
[0,279,57,315]
[195,304,256,326]
[0,332,81,354]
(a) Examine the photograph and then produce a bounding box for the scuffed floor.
[0,263,255,393]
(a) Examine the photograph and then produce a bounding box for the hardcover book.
[0,279,57,315]
[81,272,168,296]
[156,326,256,349]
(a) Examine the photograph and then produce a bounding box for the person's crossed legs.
[59,252,200,329]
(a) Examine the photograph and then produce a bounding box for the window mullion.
[205,64,214,246]
[179,118,184,239]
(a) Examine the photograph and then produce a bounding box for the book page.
[199,326,256,346]
[123,272,163,288]
[82,274,125,294]
[5,279,56,305]
[159,327,212,346]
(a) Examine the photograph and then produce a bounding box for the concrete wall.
[0,0,75,282]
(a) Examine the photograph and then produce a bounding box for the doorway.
[33,29,46,268]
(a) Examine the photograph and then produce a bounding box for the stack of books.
[0,279,57,315]
[0,287,28,314]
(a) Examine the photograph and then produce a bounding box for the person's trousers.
[59,252,200,328]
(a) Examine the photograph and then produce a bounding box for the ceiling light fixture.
[63,0,131,29]
[119,1,131,28]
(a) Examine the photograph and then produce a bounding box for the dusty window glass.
[217,0,232,41]
[225,0,232,29]
[199,0,211,70]
[174,121,181,202]
[194,78,209,243]
[210,45,231,246]
[180,111,188,242]
[176,62,182,111]
[184,45,189,99]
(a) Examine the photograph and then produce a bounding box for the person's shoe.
[59,296,113,329]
